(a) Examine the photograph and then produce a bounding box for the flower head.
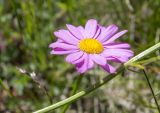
[49,19,134,73]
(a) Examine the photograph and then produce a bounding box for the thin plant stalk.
[33,42,160,113]
[124,42,160,66]
[33,67,124,113]
[0,78,12,97]
[60,75,83,113]
[142,70,160,112]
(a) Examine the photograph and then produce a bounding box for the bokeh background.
[0,0,160,113]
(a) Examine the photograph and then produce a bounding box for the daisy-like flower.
[49,19,134,73]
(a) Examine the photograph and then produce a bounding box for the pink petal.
[91,54,106,65]
[75,54,95,73]
[57,39,63,42]
[100,26,106,31]
[104,56,129,63]
[50,49,79,55]
[49,42,78,50]
[65,51,84,63]
[103,30,127,44]
[105,57,116,60]
[103,43,130,49]
[93,26,101,39]
[54,30,79,45]
[76,55,88,73]
[66,24,83,40]
[84,19,98,38]
[101,63,116,74]
[77,26,85,38]
[110,57,130,63]
[72,53,87,64]
[101,49,134,58]
[97,24,118,42]
[88,55,94,69]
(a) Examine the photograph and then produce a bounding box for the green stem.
[142,70,160,112]
[136,56,160,64]
[60,75,83,113]
[33,67,124,113]
[0,78,12,97]
[124,42,160,66]
[33,42,160,113]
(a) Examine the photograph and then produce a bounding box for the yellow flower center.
[79,38,104,54]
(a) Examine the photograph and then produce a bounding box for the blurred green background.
[0,0,160,113]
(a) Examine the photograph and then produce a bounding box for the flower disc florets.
[79,38,103,54]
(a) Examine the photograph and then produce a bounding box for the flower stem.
[33,67,124,113]
[33,42,160,113]
[124,42,160,66]
[142,70,160,112]
[60,75,83,113]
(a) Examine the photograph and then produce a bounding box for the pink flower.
[49,19,134,73]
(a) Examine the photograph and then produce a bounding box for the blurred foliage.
[0,0,160,113]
